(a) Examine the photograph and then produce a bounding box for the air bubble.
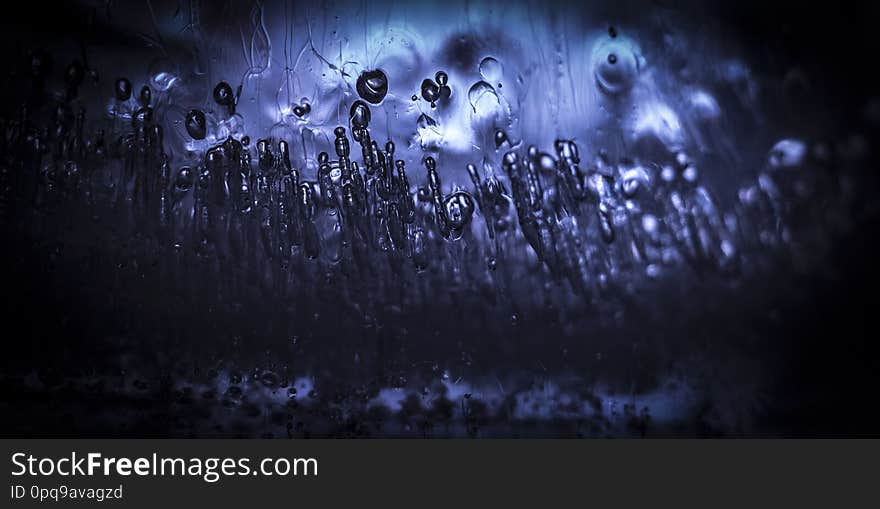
[479,57,503,83]
[185,109,207,140]
[356,69,388,104]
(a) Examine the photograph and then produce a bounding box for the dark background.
[1,0,879,437]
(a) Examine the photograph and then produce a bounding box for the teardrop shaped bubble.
[213,81,234,106]
[185,109,207,140]
[356,69,388,104]
[436,70,452,101]
[467,81,500,116]
[115,78,132,101]
[479,56,503,83]
[435,71,449,86]
[350,100,371,129]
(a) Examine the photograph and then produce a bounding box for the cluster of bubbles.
[419,71,451,108]
[1,47,859,326]
[0,23,871,436]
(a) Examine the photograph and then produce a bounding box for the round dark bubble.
[213,81,234,106]
[421,79,441,103]
[435,71,449,86]
[356,69,388,104]
[349,100,371,129]
[185,109,207,140]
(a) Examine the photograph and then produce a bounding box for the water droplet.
[293,99,311,118]
[479,57,503,83]
[185,109,207,140]
[444,191,475,231]
[356,69,388,104]
[213,81,234,106]
[350,100,371,129]
[592,40,640,95]
[421,78,441,103]
[467,81,499,115]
